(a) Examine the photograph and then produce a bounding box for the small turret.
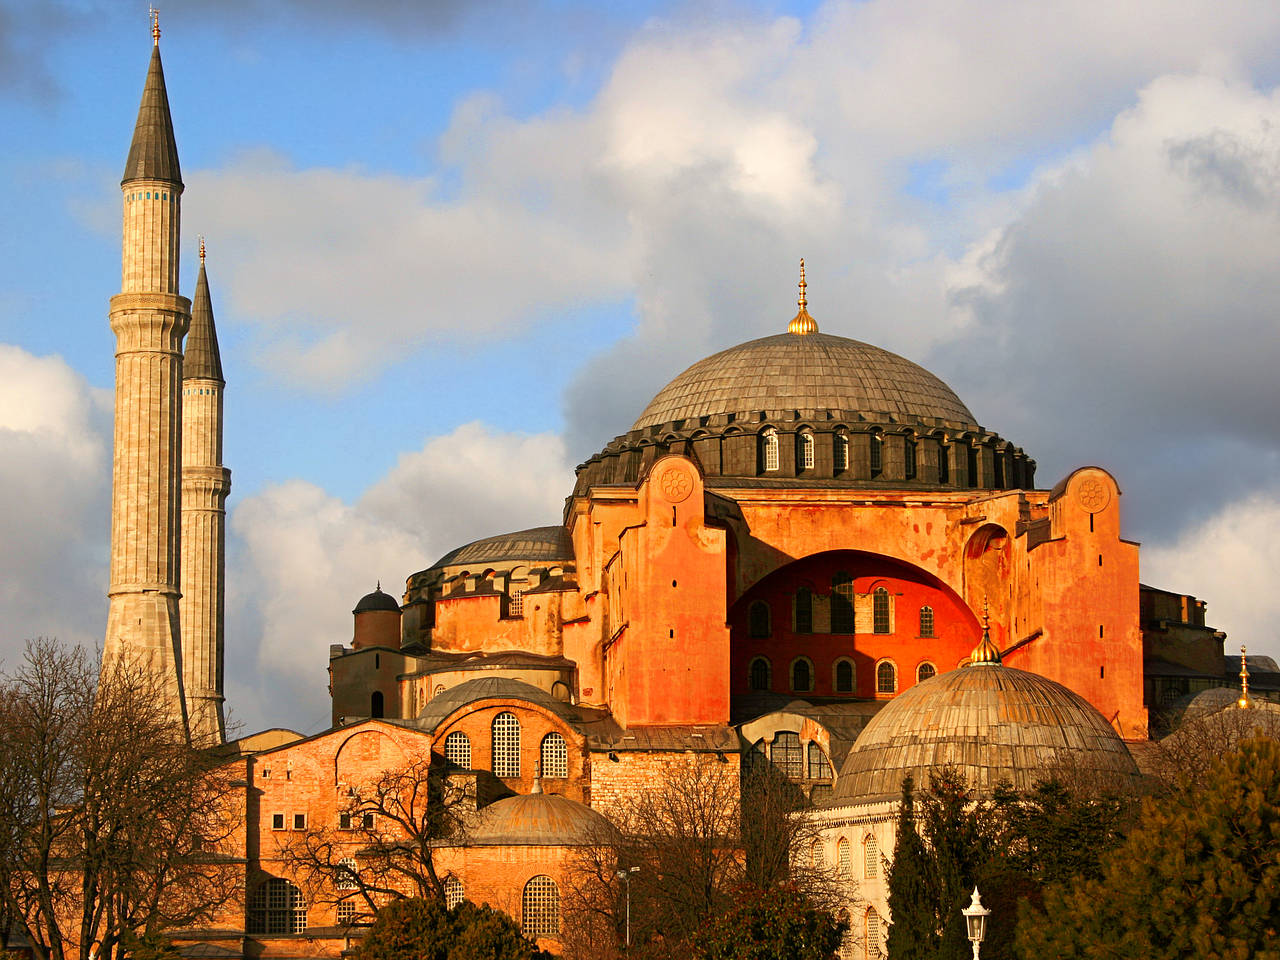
[352,583,402,650]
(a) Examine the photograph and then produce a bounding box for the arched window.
[836,837,852,876]
[869,432,883,476]
[541,732,568,778]
[522,875,560,937]
[770,731,804,778]
[994,447,1007,488]
[508,585,525,617]
[807,742,832,779]
[905,434,918,479]
[967,442,979,488]
[798,430,815,470]
[443,731,471,768]
[748,600,771,639]
[370,691,384,718]
[938,438,950,484]
[248,878,306,934]
[434,684,445,698]
[492,712,521,778]
[876,660,897,695]
[444,876,464,910]
[834,659,855,693]
[865,909,881,959]
[336,857,358,891]
[864,834,879,878]
[551,681,571,702]
[839,911,855,959]
[831,573,855,634]
[791,658,812,693]
[917,662,937,683]
[761,428,780,472]
[811,839,825,869]
[795,588,813,634]
[834,432,849,472]
[873,587,891,634]
[749,656,771,692]
[919,604,935,637]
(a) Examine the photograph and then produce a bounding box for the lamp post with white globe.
[962,887,990,960]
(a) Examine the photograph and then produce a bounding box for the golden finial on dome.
[1238,644,1253,709]
[970,597,1002,665]
[787,258,818,335]
[150,6,160,45]
[198,235,206,264]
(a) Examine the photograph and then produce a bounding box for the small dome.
[632,332,979,432]
[832,664,1141,805]
[353,586,400,614]
[468,788,614,846]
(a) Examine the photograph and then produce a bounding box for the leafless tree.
[0,639,238,960]
[1148,700,1280,793]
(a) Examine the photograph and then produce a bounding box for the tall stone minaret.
[180,240,230,746]
[104,16,189,732]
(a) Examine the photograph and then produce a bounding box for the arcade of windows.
[248,877,307,934]
[440,716,570,779]
[753,731,834,781]
[747,653,935,695]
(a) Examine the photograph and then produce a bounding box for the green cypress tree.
[886,775,936,959]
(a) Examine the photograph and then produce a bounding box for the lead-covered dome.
[632,332,979,432]
[832,663,1142,805]
[468,786,614,846]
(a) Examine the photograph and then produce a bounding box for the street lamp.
[962,887,990,960]
[615,865,640,950]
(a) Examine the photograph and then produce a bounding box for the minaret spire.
[123,16,182,187]
[787,258,818,335]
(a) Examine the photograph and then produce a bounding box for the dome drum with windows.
[574,263,1034,493]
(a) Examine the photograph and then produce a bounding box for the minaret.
[180,238,230,745]
[104,14,189,732]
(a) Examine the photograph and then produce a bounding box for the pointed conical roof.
[122,44,182,186]
[185,262,223,382]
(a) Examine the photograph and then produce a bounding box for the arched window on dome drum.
[791,658,812,693]
[770,731,804,778]
[864,834,879,878]
[938,437,950,484]
[831,573,855,634]
[917,662,937,683]
[370,691,384,719]
[540,732,568,778]
[837,837,852,876]
[795,588,813,634]
[798,430,815,470]
[994,446,1006,488]
[522,875,560,937]
[807,742,832,779]
[444,876,464,909]
[873,587,891,634]
[492,712,521,778]
[967,442,979,488]
[834,659,855,693]
[749,600,771,639]
[248,878,306,934]
[444,731,471,768]
[761,428,780,472]
[834,432,849,472]
[876,660,897,694]
[905,434,918,479]
[749,656,771,691]
[869,431,883,476]
[919,604,935,637]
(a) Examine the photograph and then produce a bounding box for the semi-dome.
[353,585,400,614]
[428,525,573,570]
[832,663,1142,805]
[632,332,979,432]
[468,784,614,846]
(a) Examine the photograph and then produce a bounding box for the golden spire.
[198,235,206,264]
[787,258,818,335]
[150,6,160,45]
[1238,644,1253,709]
[970,597,1002,665]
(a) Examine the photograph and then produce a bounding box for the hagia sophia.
[98,24,1279,959]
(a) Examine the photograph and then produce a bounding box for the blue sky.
[4,0,1280,732]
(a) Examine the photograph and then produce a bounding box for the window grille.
[444,731,472,768]
[865,910,881,958]
[541,733,568,778]
[336,902,356,925]
[444,876,465,909]
[831,574,855,633]
[509,586,525,618]
[770,732,804,778]
[748,601,771,638]
[873,587,891,634]
[522,875,560,937]
[919,605,935,637]
[799,431,815,469]
[837,837,852,876]
[795,588,813,634]
[834,433,849,471]
[876,660,897,694]
[864,835,879,878]
[749,657,771,691]
[917,662,937,683]
[248,878,306,934]
[791,658,812,692]
[336,858,358,890]
[839,911,855,959]
[835,659,854,693]
[811,840,825,869]
[762,429,779,472]
[869,433,883,476]
[808,742,832,779]
[492,712,521,777]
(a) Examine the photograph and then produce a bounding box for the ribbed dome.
[353,587,400,614]
[468,788,614,846]
[632,332,978,431]
[832,664,1141,805]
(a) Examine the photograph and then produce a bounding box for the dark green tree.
[351,897,553,960]
[918,768,990,960]
[698,885,845,960]
[1017,738,1280,960]
[885,776,935,959]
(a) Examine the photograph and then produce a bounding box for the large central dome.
[632,332,979,432]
